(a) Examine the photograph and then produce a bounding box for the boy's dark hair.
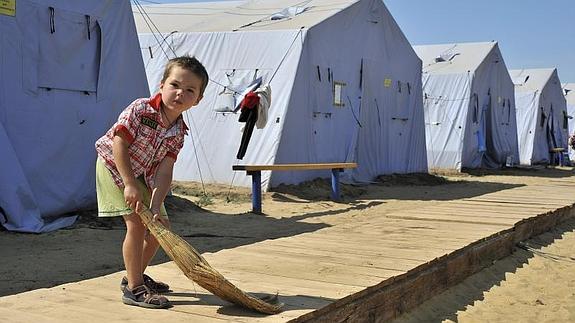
[161,56,209,96]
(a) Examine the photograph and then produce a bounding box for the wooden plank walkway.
[2,175,575,322]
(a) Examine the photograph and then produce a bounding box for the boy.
[95,56,208,309]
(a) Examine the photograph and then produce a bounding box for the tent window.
[213,69,269,113]
[333,81,346,107]
[37,7,101,92]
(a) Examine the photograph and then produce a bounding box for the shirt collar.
[149,93,162,111]
[150,93,189,131]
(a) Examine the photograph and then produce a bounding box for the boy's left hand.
[152,211,170,228]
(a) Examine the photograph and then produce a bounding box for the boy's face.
[159,66,204,114]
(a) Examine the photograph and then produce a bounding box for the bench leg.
[331,168,342,202]
[248,171,262,214]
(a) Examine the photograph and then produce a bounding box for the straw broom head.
[136,202,283,314]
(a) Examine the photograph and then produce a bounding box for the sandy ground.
[1,167,574,321]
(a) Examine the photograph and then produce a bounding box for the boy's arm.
[112,133,140,210]
[150,156,176,218]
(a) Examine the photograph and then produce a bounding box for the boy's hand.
[124,184,141,210]
[152,212,170,228]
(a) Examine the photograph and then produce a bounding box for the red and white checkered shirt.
[95,93,188,189]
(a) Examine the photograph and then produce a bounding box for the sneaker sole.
[122,295,171,309]
[121,284,170,294]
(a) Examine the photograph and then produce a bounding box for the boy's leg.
[123,213,146,289]
[142,232,160,270]
[139,188,169,272]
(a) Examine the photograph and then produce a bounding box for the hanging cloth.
[236,91,260,159]
[255,84,271,129]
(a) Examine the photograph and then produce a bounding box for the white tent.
[562,83,575,161]
[135,0,427,189]
[509,68,568,165]
[413,42,519,171]
[0,0,149,232]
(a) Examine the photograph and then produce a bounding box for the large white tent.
[509,68,568,165]
[413,42,519,171]
[562,83,575,161]
[135,0,427,189]
[0,0,148,232]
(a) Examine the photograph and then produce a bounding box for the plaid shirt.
[95,93,188,189]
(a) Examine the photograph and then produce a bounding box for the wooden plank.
[207,253,401,285]
[406,208,539,219]
[246,243,437,263]
[215,248,410,276]
[383,214,518,226]
[232,162,357,171]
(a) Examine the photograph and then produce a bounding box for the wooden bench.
[232,163,357,214]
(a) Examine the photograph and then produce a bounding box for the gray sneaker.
[120,274,171,293]
[122,285,171,309]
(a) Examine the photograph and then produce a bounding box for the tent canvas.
[0,0,149,232]
[135,0,427,190]
[562,83,575,161]
[413,42,520,170]
[510,68,568,165]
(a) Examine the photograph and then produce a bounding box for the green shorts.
[96,158,167,218]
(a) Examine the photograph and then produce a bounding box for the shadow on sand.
[164,291,334,317]
[272,172,524,202]
[462,165,575,178]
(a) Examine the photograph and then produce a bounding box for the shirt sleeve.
[111,100,143,144]
[165,134,185,161]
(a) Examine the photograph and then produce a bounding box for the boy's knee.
[124,213,146,231]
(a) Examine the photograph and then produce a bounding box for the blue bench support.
[550,148,566,166]
[331,168,343,202]
[247,170,263,214]
[232,163,357,214]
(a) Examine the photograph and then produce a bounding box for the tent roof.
[413,41,498,74]
[133,0,358,33]
[563,83,575,105]
[509,68,557,92]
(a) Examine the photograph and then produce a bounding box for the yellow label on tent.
[0,0,16,16]
[384,78,392,88]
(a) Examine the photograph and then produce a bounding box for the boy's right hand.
[124,183,141,210]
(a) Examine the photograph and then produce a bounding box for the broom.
[135,202,283,314]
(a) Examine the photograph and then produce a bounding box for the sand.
[1,167,574,321]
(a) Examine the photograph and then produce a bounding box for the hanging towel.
[254,84,271,129]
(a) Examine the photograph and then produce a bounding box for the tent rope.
[269,27,304,83]
[183,112,208,197]
[133,0,174,60]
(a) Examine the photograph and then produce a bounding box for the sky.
[133,0,575,82]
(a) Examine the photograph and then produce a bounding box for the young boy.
[95,56,208,309]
